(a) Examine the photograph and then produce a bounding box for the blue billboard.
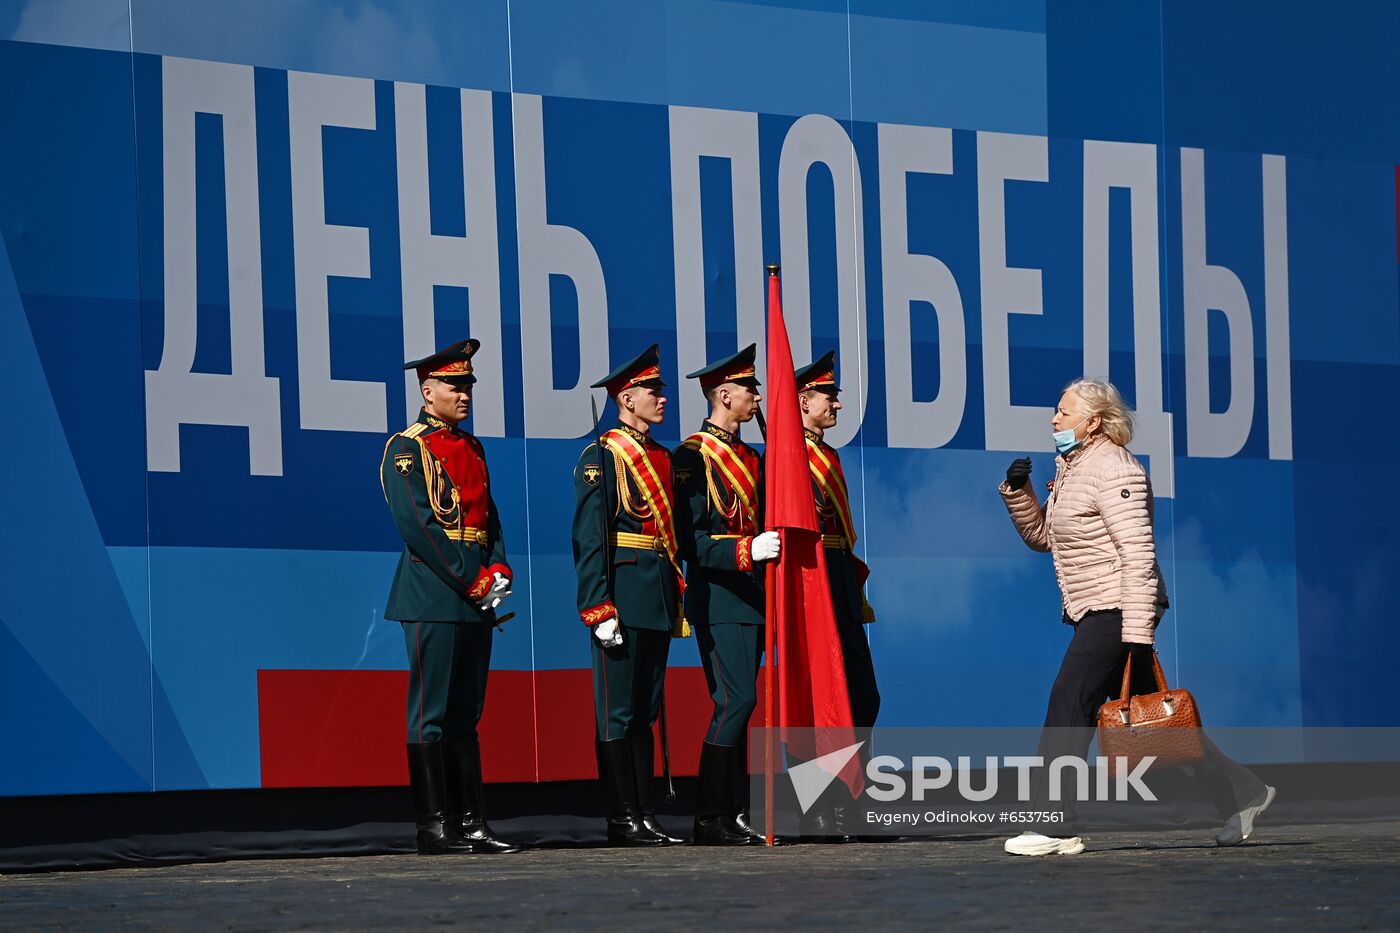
[1,0,1398,797]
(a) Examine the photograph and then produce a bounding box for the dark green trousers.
[402,621,494,743]
[695,621,763,747]
[591,628,671,741]
[836,623,881,728]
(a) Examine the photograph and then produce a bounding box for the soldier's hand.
[491,571,512,598]
[477,593,503,612]
[1004,457,1032,491]
[751,531,781,562]
[593,618,623,647]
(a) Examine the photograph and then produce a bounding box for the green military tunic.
[381,409,511,742]
[673,421,765,747]
[572,424,682,740]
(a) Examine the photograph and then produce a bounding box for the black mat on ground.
[0,778,697,872]
[4,763,1398,873]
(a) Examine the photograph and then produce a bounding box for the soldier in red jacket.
[380,339,519,855]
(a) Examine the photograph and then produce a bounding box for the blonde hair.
[1064,378,1134,446]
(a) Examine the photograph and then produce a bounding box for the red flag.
[762,266,861,798]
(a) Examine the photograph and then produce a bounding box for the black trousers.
[1030,609,1265,830]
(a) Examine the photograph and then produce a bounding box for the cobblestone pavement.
[3,822,1397,931]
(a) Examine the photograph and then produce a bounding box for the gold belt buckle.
[653,537,665,552]
[474,529,488,546]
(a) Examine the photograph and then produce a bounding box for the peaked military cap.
[591,344,666,396]
[404,338,480,383]
[794,350,838,393]
[686,343,760,393]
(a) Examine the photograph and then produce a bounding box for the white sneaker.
[1216,785,1276,847]
[1004,831,1085,856]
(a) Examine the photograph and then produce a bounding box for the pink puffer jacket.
[999,435,1167,644]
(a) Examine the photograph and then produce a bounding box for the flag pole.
[765,554,776,846]
[762,263,781,847]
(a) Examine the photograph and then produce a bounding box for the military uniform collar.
[701,420,740,445]
[614,422,650,445]
[418,409,461,435]
[803,428,822,443]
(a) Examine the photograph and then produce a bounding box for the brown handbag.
[1096,650,1205,777]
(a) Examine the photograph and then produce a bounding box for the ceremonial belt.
[600,430,684,582]
[689,432,759,528]
[613,532,665,552]
[444,526,488,545]
[806,439,857,548]
[821,534,849,550]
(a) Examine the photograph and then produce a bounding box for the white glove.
[476,572,512,612]
[751,530,781,562]
[593,618,623,647]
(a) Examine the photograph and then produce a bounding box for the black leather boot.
[442,737,522,854]
[692,742,753,845]
[728,736,766,843]
[406,743,474,855]
[798,805,854,844]
[597,738,666,847]
[795,762,853,843]
[632,729,684,844]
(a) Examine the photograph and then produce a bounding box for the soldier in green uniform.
[572,346,688,846]
[380,339,520,855]
[673,344,782,845]
[793,351,882,841]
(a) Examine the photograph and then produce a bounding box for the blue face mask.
[1053,417,1090,455]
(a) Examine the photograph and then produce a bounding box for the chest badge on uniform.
[583,464,602,486]
[1121,488,1130,499]
[394,453,415,476]
[675,468,692,486]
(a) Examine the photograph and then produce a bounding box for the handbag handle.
[1118,648,1170,702]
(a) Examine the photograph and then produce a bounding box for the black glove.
[1004,457,1032,491]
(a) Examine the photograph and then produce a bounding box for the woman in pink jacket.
[998,379,1273,856]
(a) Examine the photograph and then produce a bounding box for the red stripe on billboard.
[257,666,736,787]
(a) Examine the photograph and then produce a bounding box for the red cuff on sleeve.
[735,537,753,572]
[468,567,495,602]
[485,563,511,583]
[580,601,618,625]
